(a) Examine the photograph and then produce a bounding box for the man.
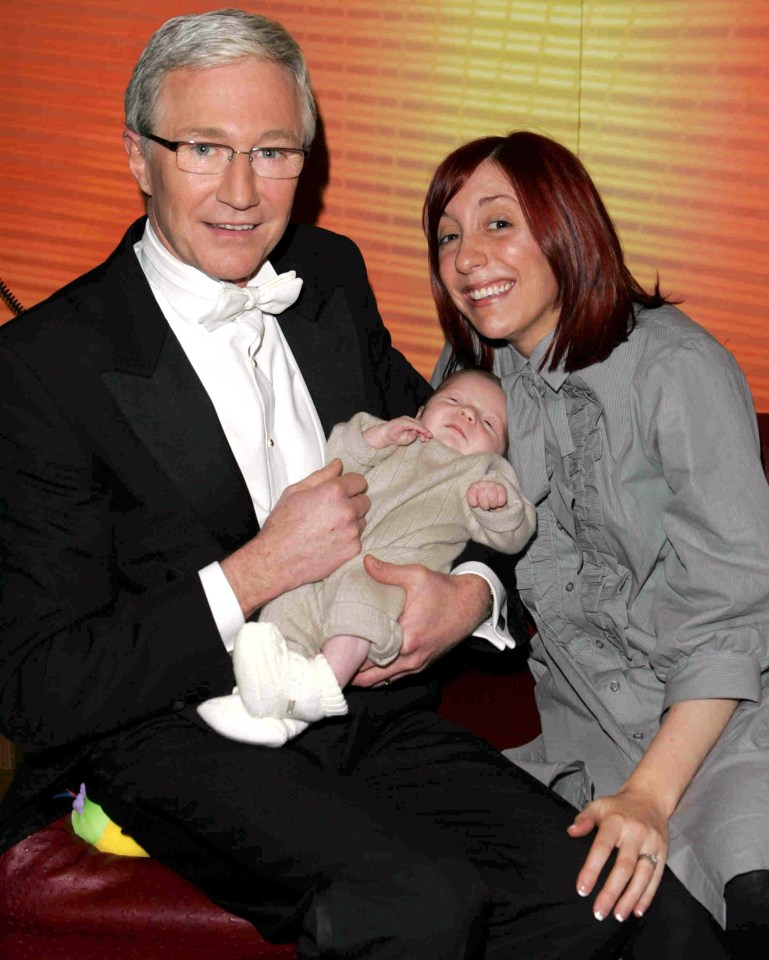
[0,10,629,958]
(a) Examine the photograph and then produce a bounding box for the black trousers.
[86,680,685,959]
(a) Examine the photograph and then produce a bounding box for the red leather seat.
[0,814,293,960]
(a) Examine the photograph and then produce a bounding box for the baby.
[198,369,535,746]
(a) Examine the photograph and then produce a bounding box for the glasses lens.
[176,143,230,174]
[252,148,305,180]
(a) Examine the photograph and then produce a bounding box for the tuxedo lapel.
[98,224,257,554]
[273,232,367,437]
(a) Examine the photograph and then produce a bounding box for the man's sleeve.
[0,345,235,753]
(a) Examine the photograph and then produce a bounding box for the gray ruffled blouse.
[436,304,769,925]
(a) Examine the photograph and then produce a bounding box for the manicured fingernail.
[615,912,624,923]
[594,910,604,921]
[578,884,589,897]
[634,908,644,919]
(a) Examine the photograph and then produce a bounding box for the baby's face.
[420,373,507,455]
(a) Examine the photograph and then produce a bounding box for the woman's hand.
[567,697,738,924]
[568,788,668,923]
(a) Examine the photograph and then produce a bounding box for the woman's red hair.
[423,132,666,373]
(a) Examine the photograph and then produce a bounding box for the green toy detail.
[71,783,149,857]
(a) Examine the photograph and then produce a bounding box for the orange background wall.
[2,1,768,405]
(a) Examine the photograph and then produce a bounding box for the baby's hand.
[364,416,432,450]
[466,480,508,510]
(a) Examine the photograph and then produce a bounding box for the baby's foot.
[234,623,347,722]
[197,693,308,747]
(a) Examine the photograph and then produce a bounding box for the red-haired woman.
[424,131,769,957]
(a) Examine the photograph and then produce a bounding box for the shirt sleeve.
[452,562,516,650]
[198,562,245,653]
[640,336,769,708]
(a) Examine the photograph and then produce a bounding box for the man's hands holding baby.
[222,460,369,617]
[222,453,491,685]
[354,560,490,686]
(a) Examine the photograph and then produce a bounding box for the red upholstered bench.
[0,659,537,960]
[3,413,768,959]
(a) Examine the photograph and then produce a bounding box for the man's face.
[419,372,508,455]
[126,58,304,284]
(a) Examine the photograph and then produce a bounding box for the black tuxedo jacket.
[0,218,430,842]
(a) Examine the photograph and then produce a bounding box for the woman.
[424,131,769,957]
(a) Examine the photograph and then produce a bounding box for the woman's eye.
[437,232,458,247]
[489,219,511,231]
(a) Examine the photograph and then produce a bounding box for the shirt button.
[595,639,605,649]
[268,437,275,447]
[632,732,644,740]
[565,582,574,592]
[610,681,620,692]
[556,521,564,531]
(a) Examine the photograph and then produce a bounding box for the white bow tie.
[199,271,303,332]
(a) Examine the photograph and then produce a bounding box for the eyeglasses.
[140,132,307,179]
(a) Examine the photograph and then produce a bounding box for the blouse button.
[556,521,564,531]
[610,681,620,692]
[632,732,644,740]
[565,582,574,592]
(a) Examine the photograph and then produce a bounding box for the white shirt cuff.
[452,562,515,650]
[198,562,246,653]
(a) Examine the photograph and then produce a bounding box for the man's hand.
[223,460,370,617]
[353,558,490,685]
[363,416,432,450]
[466,480,508,510]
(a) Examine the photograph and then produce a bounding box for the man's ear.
[123,129,152,196]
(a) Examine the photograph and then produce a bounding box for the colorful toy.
[71,783,148,857]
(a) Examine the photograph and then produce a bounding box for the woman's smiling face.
[437,159,561,357]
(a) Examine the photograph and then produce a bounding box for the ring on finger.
[638,853,659,867]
